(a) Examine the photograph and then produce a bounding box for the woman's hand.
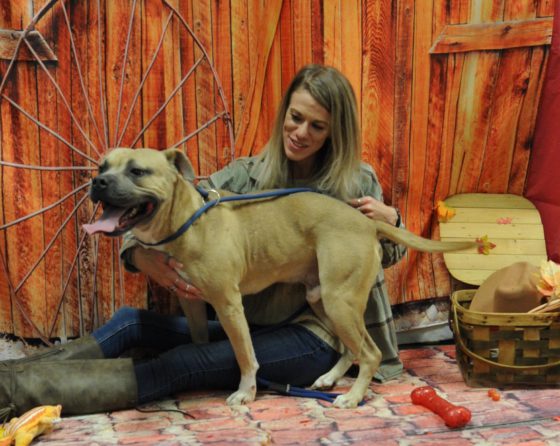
[130,247,203,300]
[349,196,399,225]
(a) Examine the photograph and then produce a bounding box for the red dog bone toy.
[411,386,471,428]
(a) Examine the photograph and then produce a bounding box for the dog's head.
[84,148,195,236]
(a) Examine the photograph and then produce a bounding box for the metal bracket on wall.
[0,29,57,61]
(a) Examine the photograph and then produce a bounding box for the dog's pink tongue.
[83,207,126,235]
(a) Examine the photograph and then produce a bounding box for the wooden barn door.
[382,0,554,304]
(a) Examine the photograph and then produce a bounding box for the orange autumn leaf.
[496,217,513,225]
[435,201,456,223]
[537,260,560,298]
[476,235,496,255]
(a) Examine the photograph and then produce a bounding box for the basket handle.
[452,302,560,371]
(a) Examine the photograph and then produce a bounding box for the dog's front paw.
[311,372,337,390]
[332,393,361,409]
[226,389,255,406]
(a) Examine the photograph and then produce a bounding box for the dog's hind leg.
[212,293,260,406]
[331,318,380,408]
[306,297,355,390]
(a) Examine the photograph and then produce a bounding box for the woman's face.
[283,88,330,178]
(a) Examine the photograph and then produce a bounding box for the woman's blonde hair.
[256,64,363,200]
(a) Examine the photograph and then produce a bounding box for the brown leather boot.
[0,358,138,418]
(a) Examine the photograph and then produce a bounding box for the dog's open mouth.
[83,200,157,236]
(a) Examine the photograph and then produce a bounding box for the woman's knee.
[111,306,142,324]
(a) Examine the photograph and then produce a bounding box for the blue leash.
[138,186,314,247]
[257,377,366,406]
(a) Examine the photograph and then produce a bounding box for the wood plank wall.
[0,0,555,338]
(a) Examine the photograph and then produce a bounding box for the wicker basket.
[450,289,560,387]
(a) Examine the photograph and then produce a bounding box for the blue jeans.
[92,307,340,404]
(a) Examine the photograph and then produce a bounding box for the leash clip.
[207,189,221,204]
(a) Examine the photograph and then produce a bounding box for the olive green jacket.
[121,156,406,382]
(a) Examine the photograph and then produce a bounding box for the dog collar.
[136,186,314,247]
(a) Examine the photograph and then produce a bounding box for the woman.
[0,65,405,417]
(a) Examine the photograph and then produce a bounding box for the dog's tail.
[375,221,478,253]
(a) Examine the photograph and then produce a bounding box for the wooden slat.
[444,253,545,270]
[211,0,233,168]
[1,2,44,338]
[477,49,531,192]
[390,0,414,301]
[445,193,537,208]
[51,1,80,338]
[538,0,555,17]
[310,0,324,64]
[141,0,167,149]
[441,223,544,239]
[426,1,453,300]
[408,0,435,299]
[509,45,548,194]
[255,25,282,154]
[478,1,536,194]
[178,1,199,173]
[430,18,553,54]
[192,0,218,176]
[361,0,394,196]
[163,0,183,150]
[33,1,67,337]
[446,207,543,224]
[322,0,339,67]
[230,0,249,137]
[292,0,312,69]
[279,0,295,94]
[70,0,97,335]
[234,0,283,157]
[439,238,546,255]
[341,0,362,118]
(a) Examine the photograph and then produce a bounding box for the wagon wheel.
[0,0,234,342]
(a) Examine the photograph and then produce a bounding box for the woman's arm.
[348,164,407,268]
[120,231,202,300]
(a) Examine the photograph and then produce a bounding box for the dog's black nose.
[90,175,114,203]
[92,176,109,189]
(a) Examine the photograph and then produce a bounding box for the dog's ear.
[164,149,196,181]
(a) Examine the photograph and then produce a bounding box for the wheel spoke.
[59,0,107,151]
[0,182,90,230]
[14,191,90,293]
[96,0,110,150]
[0,0,236,340]
[116,11,174,148]
[169,112,226,150]
[129,55,205,148]
[1,94,98,165]
[0,161,96,171]
[0,253,51,344]
[23,38,102,158]
[47,202,99,338]
[113,0,139,147]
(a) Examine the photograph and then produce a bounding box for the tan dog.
[85,148,477,408]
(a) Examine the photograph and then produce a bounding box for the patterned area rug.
[1,341,559,445]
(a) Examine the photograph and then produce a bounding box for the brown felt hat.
[469,262,544,313]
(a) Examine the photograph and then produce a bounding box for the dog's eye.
[130,168,147,177]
